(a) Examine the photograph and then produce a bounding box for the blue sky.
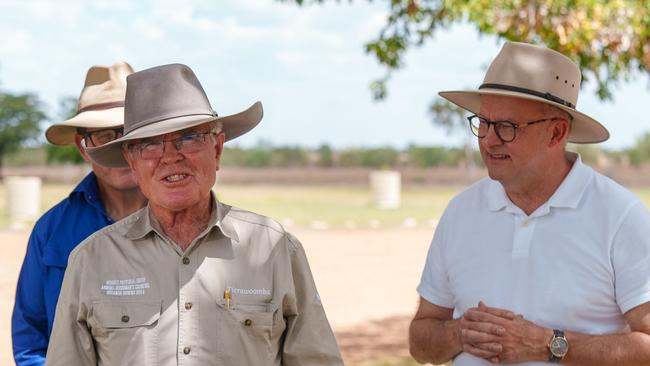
[1,0,648,150]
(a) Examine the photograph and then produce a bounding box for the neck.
[150,196,213,251]
[96,181,147,221]
[503,153,573,215]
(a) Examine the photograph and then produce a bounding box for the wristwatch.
[548,329,568,363]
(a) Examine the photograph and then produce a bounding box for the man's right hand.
[459,301,515,363]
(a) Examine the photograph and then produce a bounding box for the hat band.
[77,101,125,114]
[479,83,575,109]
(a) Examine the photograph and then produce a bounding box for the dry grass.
[0,183,461,228]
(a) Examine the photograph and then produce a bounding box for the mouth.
[487,152,510,160]
[162,173,190,183]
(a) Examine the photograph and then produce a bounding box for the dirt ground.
[0,227,433,365]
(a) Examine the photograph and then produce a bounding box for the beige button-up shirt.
[46,197,343,365]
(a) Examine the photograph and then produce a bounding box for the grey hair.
[209,121,224,144]
[540,103,572,122]
[210,121,224,134]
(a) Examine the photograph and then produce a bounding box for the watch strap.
[549,329,565,363]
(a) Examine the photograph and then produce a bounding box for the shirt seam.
[226,211,286,236]
[609,200,643,264]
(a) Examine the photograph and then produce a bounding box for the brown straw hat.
[87,63,263,168]
[439,41,609,144]
[45,62,134,145]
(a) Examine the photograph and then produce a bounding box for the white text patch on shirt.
[230,287,271,296]
[101,277,150,296]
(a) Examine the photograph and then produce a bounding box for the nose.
[160,140,183,163]
[482,123,503,147]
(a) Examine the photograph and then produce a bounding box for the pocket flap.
[216,300,276,327]
[92,300,161,328]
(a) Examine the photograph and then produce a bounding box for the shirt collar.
[125,192,239,242]
[545,153,592,209]
[215,197,239,242]
[486,152,592,214]
[71,171,100,200]
[71,171,111,219]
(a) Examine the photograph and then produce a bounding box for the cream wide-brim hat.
[439,42,609,144]
[45,62,134,145]
[86,63,263,168]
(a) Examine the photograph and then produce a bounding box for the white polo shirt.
[418,154,650,366]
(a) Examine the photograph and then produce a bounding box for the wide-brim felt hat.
[86,63,263,168]
[45,62,134,145]
[439,41,609,144]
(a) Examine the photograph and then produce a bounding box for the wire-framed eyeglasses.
[467,114,561,143]
[125,128,219,160]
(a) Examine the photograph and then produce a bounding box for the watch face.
[550,338,568,356]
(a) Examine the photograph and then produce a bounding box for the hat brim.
[439,89,609,144]
[45,107,125,145]
[86,101,263,168]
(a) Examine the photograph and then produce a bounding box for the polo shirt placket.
[511,214,538,258]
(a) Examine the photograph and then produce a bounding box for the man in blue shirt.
[12,62,147,366]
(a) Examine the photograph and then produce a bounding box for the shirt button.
[244,319,252,326]
[522,220,529,227]
[185,302,193,310]
[182,257,190,265]
[121,315,130,323]
[183,347,191,355]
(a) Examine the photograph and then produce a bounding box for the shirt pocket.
[90,300,162,366]
[215,300,279,364]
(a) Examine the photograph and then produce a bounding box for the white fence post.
[6,176,41,228]
[370,170,401,209]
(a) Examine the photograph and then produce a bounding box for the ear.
[214,132,226,171]
[73,134,92,162]
[548,119,570,147]
[121,147,139,183]
[122,146,135,169]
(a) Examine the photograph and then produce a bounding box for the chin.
[113,176,140,190]
[486,169,504,182]
[157,196,201,212]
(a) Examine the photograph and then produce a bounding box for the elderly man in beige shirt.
[45,64,343,366]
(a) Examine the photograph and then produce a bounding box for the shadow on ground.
[336,315,412,363]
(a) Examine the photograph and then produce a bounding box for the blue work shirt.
[12,172,114,366]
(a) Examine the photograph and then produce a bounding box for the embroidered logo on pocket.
[101,277,150,296]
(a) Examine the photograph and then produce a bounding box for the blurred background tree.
[317,143,334,167]
[625,132,650,166]
[0,88,46,178]
[46,96,85,165]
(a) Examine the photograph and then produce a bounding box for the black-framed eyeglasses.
[125,128,218,160]
[467,114,560,143]
[77,127,124,147]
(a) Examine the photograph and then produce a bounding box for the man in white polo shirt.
[409,42,650,365]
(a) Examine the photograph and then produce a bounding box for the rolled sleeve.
[281,233,343,366]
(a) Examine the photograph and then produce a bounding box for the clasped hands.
[458,301,552,364]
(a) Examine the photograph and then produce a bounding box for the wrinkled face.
[123,123,225,213]
[75,127,138,191]
[477,95,560,188]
